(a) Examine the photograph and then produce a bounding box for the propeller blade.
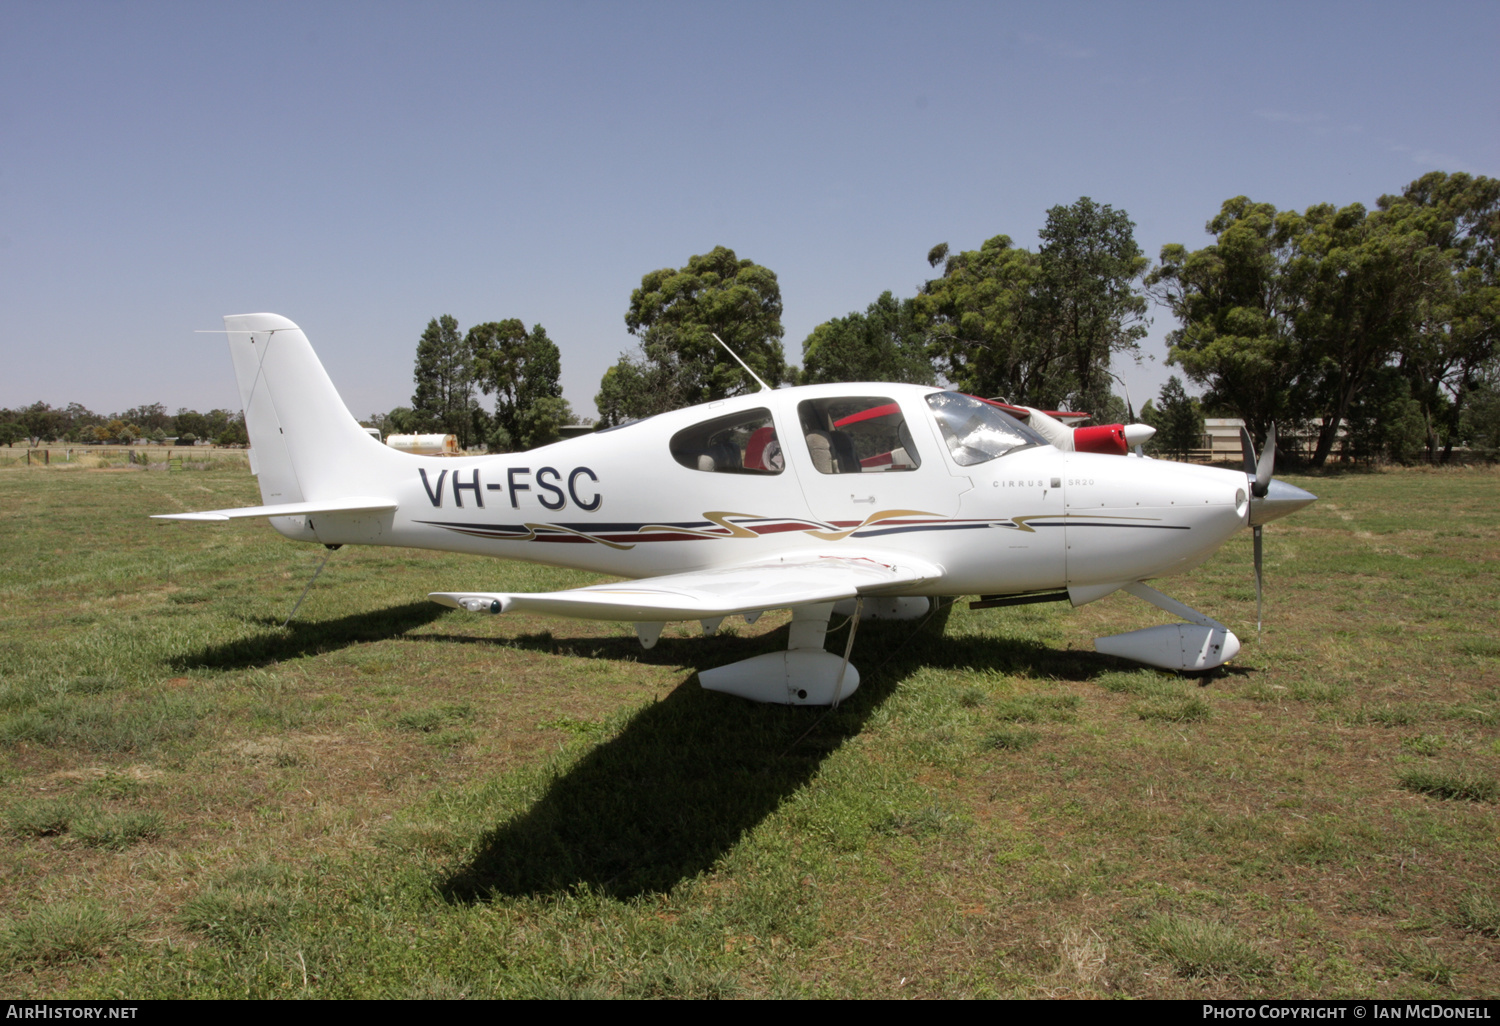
[1253,524,1264,633]
[1239,426,1258,479]
[1255,424,1276,497]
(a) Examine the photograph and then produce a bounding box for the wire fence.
[1174,446,1498,466]
[0,445,251,470]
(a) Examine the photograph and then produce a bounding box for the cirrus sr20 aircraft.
[155,313,1316,706]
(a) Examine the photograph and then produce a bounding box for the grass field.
[0,459,1496,998]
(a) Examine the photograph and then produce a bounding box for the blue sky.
[2,0,1496,421]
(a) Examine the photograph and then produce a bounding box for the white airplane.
[155,313,1316,705]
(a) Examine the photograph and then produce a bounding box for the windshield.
[925,391,1047,465]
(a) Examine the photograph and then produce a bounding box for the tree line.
[20,171,1493,465]
[583,172,1497,466]
[0,402,247,447]
[1149,172,1499,465]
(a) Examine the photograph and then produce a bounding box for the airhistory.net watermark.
[4,1008,137,1020]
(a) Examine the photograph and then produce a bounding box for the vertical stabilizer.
[223,313,401,506]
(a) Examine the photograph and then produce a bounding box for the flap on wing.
[431,553,944,622]
[152,496,397,522]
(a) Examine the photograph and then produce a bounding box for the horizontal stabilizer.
[152,497,397,522]
[431,553,942,622]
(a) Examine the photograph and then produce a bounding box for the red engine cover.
[1073,424,1128,456]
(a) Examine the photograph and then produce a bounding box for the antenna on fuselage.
[711,333,771,392]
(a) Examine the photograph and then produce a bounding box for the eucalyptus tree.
[1378,171,1500,458]
[915,234,1051,402]
[800,291,934,385]
[1150,189,1465,467]
[1031,198,1150,416]
[597,246,786,424]
[470,319,571,450]
[467,318,529,448]
[918,199,1148,414]
[1294,200,1446,465]
[1146,197,1309,447]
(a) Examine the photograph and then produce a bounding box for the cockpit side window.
[924,391,1047,465]
[797,397,922,475]
[669,408,784,474]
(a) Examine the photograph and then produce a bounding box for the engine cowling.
[1073,424,1128,456]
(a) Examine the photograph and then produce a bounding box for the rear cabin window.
[669,409,784,474]
[796,397,921,475]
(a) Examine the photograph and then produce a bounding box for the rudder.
[223,313,400,507]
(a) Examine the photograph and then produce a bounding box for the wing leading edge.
[430,553,944,622]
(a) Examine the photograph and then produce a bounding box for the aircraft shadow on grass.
[439,612,1122,902]
[416,602,1121,681]
[167,593,1153,899]
[170,601,448,671]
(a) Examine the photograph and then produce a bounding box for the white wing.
[430,553,943,621]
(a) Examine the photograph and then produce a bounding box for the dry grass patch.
[1398,767,1499,803]
[1,900,139,967]
[1138,913,1273,980]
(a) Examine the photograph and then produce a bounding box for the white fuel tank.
[1094,623,1240,671]
[386,433,458,455]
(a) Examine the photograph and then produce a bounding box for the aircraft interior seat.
[828,430,860,473]
[744,426,776,471]
[691,439,741,473]
[713,439,741,471]
[898,421,918,463]
[805,429,836,474]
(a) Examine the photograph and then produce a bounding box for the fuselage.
[280,383,1250,597]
